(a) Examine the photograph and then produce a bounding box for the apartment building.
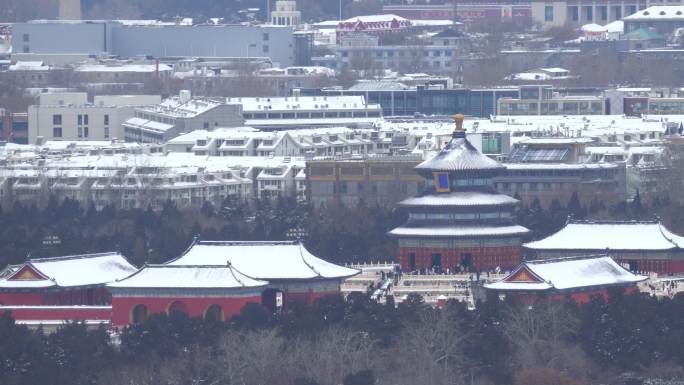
[306,155,425,208]
[530,0,684,28]
[316,29,468,77]
[122,91,244,143]
[165,127,382,158]
[497,85,606,116]
[237,94,383,130]
[28,92,162,144]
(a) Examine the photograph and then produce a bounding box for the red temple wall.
[111,296,261,327]
[399,246,522,272]
[0,306,111,321]
[0,292,44,306]
[504,286,640,305]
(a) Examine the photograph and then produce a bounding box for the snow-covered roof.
[398,191,519,207]
[0,252,137,289]
[516,137,594,145]
[229,95,378,112]
[582,23,606,33]
[74,64,173,73]
[624,6,684,20]
[388,224,529,238]
[415,132,505,173]
[342,14,409,23]
[8,61,49,71]
[167,241,359,280]
[485,255,647,291]
[524,220,684,251]
[108,265,267,289]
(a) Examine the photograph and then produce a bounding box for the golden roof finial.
[454,113,465,132]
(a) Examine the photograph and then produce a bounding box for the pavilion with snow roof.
[389,114,529,272]
[0,252,137,325]
[484,255,647,303]
[105,240,359,326]
[524,220,684,274]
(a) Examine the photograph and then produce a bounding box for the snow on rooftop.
[108,265,267,289]
[8,61,48,71]
[415,134,505,172]
[74,63,173,73]
[524,221,684,251]
[230,95,377,112]
[624,5,684,20]
[342,14,409,23]
[485,255,647,291]
[389,224,529,238]
[167,241,359,280]
[399,192,519,207]
[0,252,137,289]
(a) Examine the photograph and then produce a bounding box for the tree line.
[2,290,684,385]
[1,190,683,269]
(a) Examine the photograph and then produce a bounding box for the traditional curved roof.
[415,134,505,173]
[388,224,529,238]
[108,265,267,289]
[167,241,359,280]
[0,252,138,289]
[524,220,684,251]
[485,255,647,291]
[399,191,519,208]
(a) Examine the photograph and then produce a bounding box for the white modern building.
[271,0,301,26]
[28,92,161,144]
[12,20,295,67]
[122,91,244,143]
[236,94,383,129]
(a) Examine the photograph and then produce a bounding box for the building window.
[263,32,269,41]
[626,5,636,16]
[53,126,62,138]
[53,114,62,125]
[104,126,110,139]
[545,6,554,22]
[83,114,88,125]
[203,122,209,129]
[568,6,579,21]
[599,6,608,20]
[263,45,269,53]
[104,114,109,125]
[78,114,83,125]
[23,45,29,53]
[78,127,83,138]
[23,33,29,42]
[84,127,89,138]
[585,6,593,21]
[613,5,622,19]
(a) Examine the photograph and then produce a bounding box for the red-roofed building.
[0,252,137,325]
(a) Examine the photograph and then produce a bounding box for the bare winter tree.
[503,301,591,378]
[290,327,376,385]
[391,308,468,385]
